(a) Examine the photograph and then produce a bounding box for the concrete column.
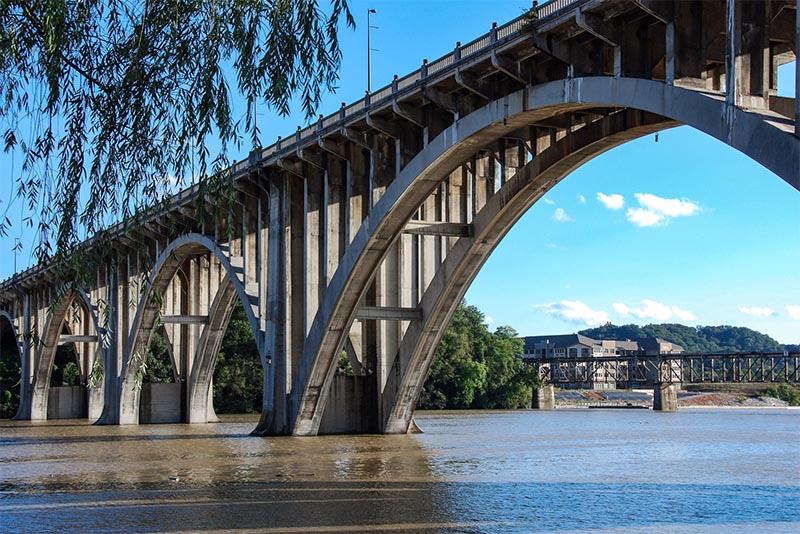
[725,0,742,106]
[259,175,288,434]
[98,266,120,424]
[532,384,555,410]
[653,383,678,412]
[15,292,32,419]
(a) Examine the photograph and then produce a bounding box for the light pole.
[367,8,376,93]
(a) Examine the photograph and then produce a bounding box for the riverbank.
[554,388,791,408]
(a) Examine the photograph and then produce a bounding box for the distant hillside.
[577,323,788,354]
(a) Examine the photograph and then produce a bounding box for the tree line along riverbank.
[1,301,798,417]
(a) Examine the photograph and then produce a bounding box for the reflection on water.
[1,409,798,533]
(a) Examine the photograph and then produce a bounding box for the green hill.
[578,323,787,354]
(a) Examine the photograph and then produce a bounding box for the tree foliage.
[0,322,20,417]
[144,328,174,383]
[213,300,262,413]
[579,323,786,353]
[0,0,354,262]
[50,343,81,386]
[418,302,536,410]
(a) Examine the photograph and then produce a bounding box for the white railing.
[237,0,582,173]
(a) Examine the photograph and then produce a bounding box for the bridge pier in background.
[532,385,555,410]
[653,383,678,412]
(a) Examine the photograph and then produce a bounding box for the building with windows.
[522,334,684,389]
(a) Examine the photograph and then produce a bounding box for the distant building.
[522,334,684,389]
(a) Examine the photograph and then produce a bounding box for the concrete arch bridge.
[0,0,797,434]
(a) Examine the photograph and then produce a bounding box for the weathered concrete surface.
[138,383,183,424]
[318,375,372,434]
[533,385,556,411]
[46,386,87,419]
[653,383,679,412]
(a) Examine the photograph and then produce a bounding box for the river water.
[1,408,798,533]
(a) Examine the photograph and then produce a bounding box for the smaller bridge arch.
[29,288,103,421]
[112,233,268,425]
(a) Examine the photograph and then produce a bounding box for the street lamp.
[367,8,377,93]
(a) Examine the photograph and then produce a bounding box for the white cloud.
[537,300,610,327]
[612,302,630,315]
[543,197,555,205]
[738,306,775,318]
[484,315,494,324]
[786,305,800,320]
[545,243,558,249]
[578,194,586,204]
[613,299,696,322]
[635,193,701,217]
[626,193,701,227]
[597,192,625,210]
[552,208,574,222]
[671,306,697,322]
[626,207,665,227]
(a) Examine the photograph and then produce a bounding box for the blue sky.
[1,0,798,343]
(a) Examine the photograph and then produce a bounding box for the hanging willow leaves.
[0,0,354,266]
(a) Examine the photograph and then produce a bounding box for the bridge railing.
[246,0,584,173]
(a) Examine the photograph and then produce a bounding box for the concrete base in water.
[319,375,371,434]
[533,385,555,410]
[139,383,182,423]
[47,386,87,419]
[653,383,678,412]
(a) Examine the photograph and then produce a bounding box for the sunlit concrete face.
[1,0,797,435]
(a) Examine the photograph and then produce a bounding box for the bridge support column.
[532,384,555,410]
[653,383,678,412]
[14,293,32,420]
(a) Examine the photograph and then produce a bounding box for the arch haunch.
[291,76,798,436]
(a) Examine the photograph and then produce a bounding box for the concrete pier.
[532,385,555,410]
[653,383,678,412]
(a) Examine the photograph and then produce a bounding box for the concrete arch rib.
[112,233,263,425]
[186,275,238,423]
[291,76,798,436]
[382,111,673,433]
[29,288,100,421]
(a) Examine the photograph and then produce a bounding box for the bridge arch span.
[29,288,102,420]
[291,76,799,436]
[113,233,266,425]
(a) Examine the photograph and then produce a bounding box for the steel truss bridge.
[526,352,800,388]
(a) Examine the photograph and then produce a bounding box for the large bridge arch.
[290,76,799,436]
[113,233,267,425]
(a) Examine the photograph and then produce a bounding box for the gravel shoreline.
[554,389,790,408]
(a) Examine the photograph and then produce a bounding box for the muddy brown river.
[1,409,798,533]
